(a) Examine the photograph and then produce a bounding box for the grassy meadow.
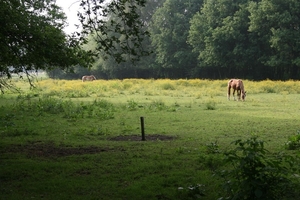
[1,78,300,199]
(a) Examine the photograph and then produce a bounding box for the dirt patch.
[4,141,112,158]
[2,135,175,158]
[109,134,176,141]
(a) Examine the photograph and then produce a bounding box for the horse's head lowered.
[241,90,246,101]
[227,79,246,101]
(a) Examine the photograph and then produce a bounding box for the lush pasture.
[1,79,300,199]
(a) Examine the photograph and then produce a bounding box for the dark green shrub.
[285,131,300,150]
[219,136,299,200]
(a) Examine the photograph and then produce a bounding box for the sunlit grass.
[6,78,298,99]
[12,79,295,104]
[2,78,300,199]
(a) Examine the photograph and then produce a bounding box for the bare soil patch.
[109,134,176,141]
[2,135,175,158]
[3,141,112,158]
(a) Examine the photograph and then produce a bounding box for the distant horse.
[227,79,246,101]
[82,75,96,82]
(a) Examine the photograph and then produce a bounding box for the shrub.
[285,131,300,150]
[219,136,299,200]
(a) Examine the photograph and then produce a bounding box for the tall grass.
[28,79,300,99]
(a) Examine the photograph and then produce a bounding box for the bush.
[219,136,299,200]
[285,131,300,150]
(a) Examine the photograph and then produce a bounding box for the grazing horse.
[227,79,246,101]
[82,75,96,82]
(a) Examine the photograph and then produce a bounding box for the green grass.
[1,79,300,199]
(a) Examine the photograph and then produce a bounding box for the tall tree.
[78,0,165,79]
[0,0,90,91]
[189,0,300,80]
[149,0,203,78]
[77,0,151,64]
[188,0,258,79]
[248,0,300,79]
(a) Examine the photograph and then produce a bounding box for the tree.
[0,0,90,92]
[248,0,300,79]
[188,0,259,79]
[74,0,164,79]
[149,0,203,78]
[188,0,300,80]
[77,0,151,64]
[1,0,153,92]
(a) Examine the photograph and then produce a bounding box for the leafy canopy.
[77,0,151,63]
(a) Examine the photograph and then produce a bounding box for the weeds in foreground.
[206,141,220,154]
[126,99,139,111]
[219,136,300,200]
[285,130,300,150]
[12,96,115,121]
[177,184,206,199]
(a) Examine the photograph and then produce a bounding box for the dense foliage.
[0,0,92,91]
[221,137,299,199]
[68,0,300,80]
[189,0,300,80]
[77,0,151,64]
[0,0,151,87]
[2,0,300,81]
[0,0,92,72]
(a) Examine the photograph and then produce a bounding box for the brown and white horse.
[227,79,246,101]
[82,75,96,82]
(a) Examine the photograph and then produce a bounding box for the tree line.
[61,0,299,80]
[1,0,300,86]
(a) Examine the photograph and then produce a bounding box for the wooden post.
[140,117,146,141]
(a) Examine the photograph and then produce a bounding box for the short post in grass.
[140,117,146,141]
